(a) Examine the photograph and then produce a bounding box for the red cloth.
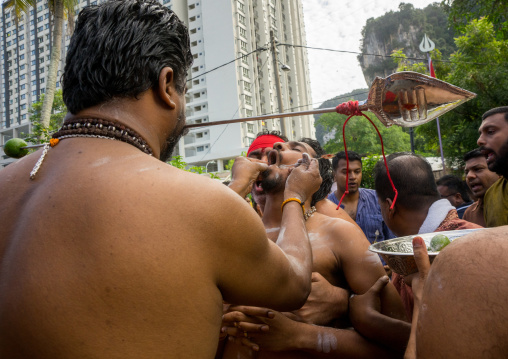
[247,135,283,155]
[392,209,483,321]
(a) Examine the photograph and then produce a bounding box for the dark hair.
[331,151,362,171]
[436,175,471,202]
[254,130,289,142]
[63,0,193,114]
[482,106,508,122]
[374,152,439,210]
[463,148,484,162]
[299,138,333,206]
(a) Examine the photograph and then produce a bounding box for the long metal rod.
[23,105,363,149]
[22,107,341,148]
[184,106,345,129]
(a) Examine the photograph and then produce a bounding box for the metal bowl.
[369,229,483,276]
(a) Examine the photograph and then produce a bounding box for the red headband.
[247,134,284,155]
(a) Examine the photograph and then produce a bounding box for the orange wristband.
[281,197,305,215]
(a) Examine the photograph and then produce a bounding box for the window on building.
[197,146,204,152]
[245,95,252,105]
[238,14,245,25]
[240,40,248,51]
[242,67,250,78]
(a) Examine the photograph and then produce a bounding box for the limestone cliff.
[358,3,455,85]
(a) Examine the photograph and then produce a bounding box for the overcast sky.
[301,0,438,106]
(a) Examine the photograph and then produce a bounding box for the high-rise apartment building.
[0,0,314,170]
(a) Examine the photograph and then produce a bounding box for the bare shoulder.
[109,157,251,216]
[315,199,358,227]
[417,227,508,357]
[311,213,368,244]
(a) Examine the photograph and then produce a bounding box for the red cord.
[335,101,398,210]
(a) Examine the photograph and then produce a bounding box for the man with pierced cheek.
[220,139,407,359]
[244,132,358,225]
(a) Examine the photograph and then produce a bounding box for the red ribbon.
[335,101,398,210]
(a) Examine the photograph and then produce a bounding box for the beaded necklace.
[304,206,317,221]
[29,118,153,180]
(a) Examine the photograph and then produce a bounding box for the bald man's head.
[374,152,440,210]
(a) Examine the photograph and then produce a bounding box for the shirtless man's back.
[0,1,322,357]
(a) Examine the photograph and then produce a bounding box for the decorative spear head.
[363,71,477,127]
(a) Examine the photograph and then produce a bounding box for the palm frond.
[4,0,35,18]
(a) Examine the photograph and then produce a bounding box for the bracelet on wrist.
[281,197,305,216]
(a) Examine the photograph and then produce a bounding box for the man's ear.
[385,198,396,219]
[158,67,177,109]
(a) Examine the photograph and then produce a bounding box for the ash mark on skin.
[363,250,382,265]
[91,157,112,167]
[316,332,338,353]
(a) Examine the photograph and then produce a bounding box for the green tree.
[419,18,508,160]
[391,48,428,73]
[168,156,220,179]
[6,0,76,138]
[21,89,66,144]
[316,111,410,156]
[360,155,381,190]
[442,0,508,40]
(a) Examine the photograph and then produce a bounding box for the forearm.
[276,200,313,300]
[353,309,411,353]
[291,323,398,359]
[404,295,421,359]
[227,179,250,198]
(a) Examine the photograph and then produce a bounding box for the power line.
[188,45,269,82]
[197,54,272,162]
[279,43,492,66]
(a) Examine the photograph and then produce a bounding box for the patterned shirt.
[327,188,395,244]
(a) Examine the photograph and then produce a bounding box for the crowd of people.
[0,1,507,358]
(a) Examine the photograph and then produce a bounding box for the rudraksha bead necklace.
[52,118,153,156]
[29,118,153,180]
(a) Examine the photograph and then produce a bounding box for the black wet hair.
[374,152,440,210]
[482,106,508,122]
[299,138,333,206]
[331,150,362,171]
[63,0,193,114]
[254,130,289,142]
[436,175,471,202]
[463,148,484,162]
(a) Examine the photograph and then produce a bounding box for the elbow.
[272,278,311,312]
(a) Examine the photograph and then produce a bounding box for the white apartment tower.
[173,0,315,171]
[0,0,315,170]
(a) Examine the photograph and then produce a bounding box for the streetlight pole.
[270,30,286,137]
[205,160,216,173]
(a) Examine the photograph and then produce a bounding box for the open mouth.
[253,180,264,193]
[480,147,495,164]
